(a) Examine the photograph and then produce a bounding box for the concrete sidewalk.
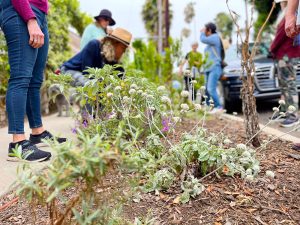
[222,114,300,143]
[0,113,75,197]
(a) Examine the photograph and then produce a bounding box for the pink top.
[11,0,48,23]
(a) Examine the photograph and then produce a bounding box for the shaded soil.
[0,116,299,225]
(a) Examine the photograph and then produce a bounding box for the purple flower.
[161,117,171,132]
[71,127,77,134]
[82,119,88,128]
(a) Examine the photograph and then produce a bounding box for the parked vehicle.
[219,43,300,112]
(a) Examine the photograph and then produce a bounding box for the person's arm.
[11,0,35,22]
[285,0,299,37]
[11,0,44,48]
[200,32,219,46]
[179,53,189,76]
[178,59,186,76]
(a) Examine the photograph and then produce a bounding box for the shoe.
[29,130,67,145]
[269,112,286,122]
[8,140,51,162]
[292,143,300,151]
[208,107,224,115]
[280,114,299,128]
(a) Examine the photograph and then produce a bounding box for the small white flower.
[203,95,208,99]
[147,94,154,100]
[191,80,197,84]
[265,170,275,179]
[157,86,166,92]
[242,150,251,158]
[129,89,136,95]
[246,168,253,175]
[180,103,189,111]
[142,93,147,98]
[223,139,232,145]
[184,70,191,77]
[279,100,285,105]
[221,154,228,162]
[272,107,279,112]
[233,112,238,116]
[149,106,156,111]
[137,90,143,95]
[161,96,171,104]
[245,175,254,182]
[200,86,206,91]
[194,104,201,111]
[252,165,260,172]
[181,91,189,98]
[130,84,138,89]
[196,93,201,96]
[107,92,113,98]
[209,99,214,104]
[172,116,181,123]
[236,143,247,151]
[114,86,121,91]
[288,105,296,113]
[123,96,131,103]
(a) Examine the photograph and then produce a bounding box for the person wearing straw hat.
[61,27,132,86]
[270,0,300,128]
[80,9,116,49]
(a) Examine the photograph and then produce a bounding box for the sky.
[78,0,247,53]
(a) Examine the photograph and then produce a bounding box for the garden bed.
[0,116,299,225]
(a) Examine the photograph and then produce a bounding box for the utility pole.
[157,0,163,54]
[164,0,170,48]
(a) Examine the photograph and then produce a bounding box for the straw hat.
[106,28,132,46]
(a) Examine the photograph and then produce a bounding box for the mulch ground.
[0,116,299,225]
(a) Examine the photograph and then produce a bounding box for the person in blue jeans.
[0,0,66,162]
[200,22,224,114]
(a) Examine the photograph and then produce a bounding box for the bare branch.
[226,1,243,44]
[250,1,276,59]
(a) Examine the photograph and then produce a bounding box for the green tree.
[181,2,196,39]
[129,38,181,84]
[141,0,173,40]
[214,12,233,39]
[252,0,280,36]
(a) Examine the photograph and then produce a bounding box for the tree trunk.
[241,69,261,147]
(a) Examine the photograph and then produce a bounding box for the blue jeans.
[0,0,49,134]
[205,65,222,108]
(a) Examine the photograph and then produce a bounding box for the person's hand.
[27,19,44,48]
[200,27,206,33]
[285,13,298,38]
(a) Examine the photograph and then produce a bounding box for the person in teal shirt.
[80,9,116,49]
